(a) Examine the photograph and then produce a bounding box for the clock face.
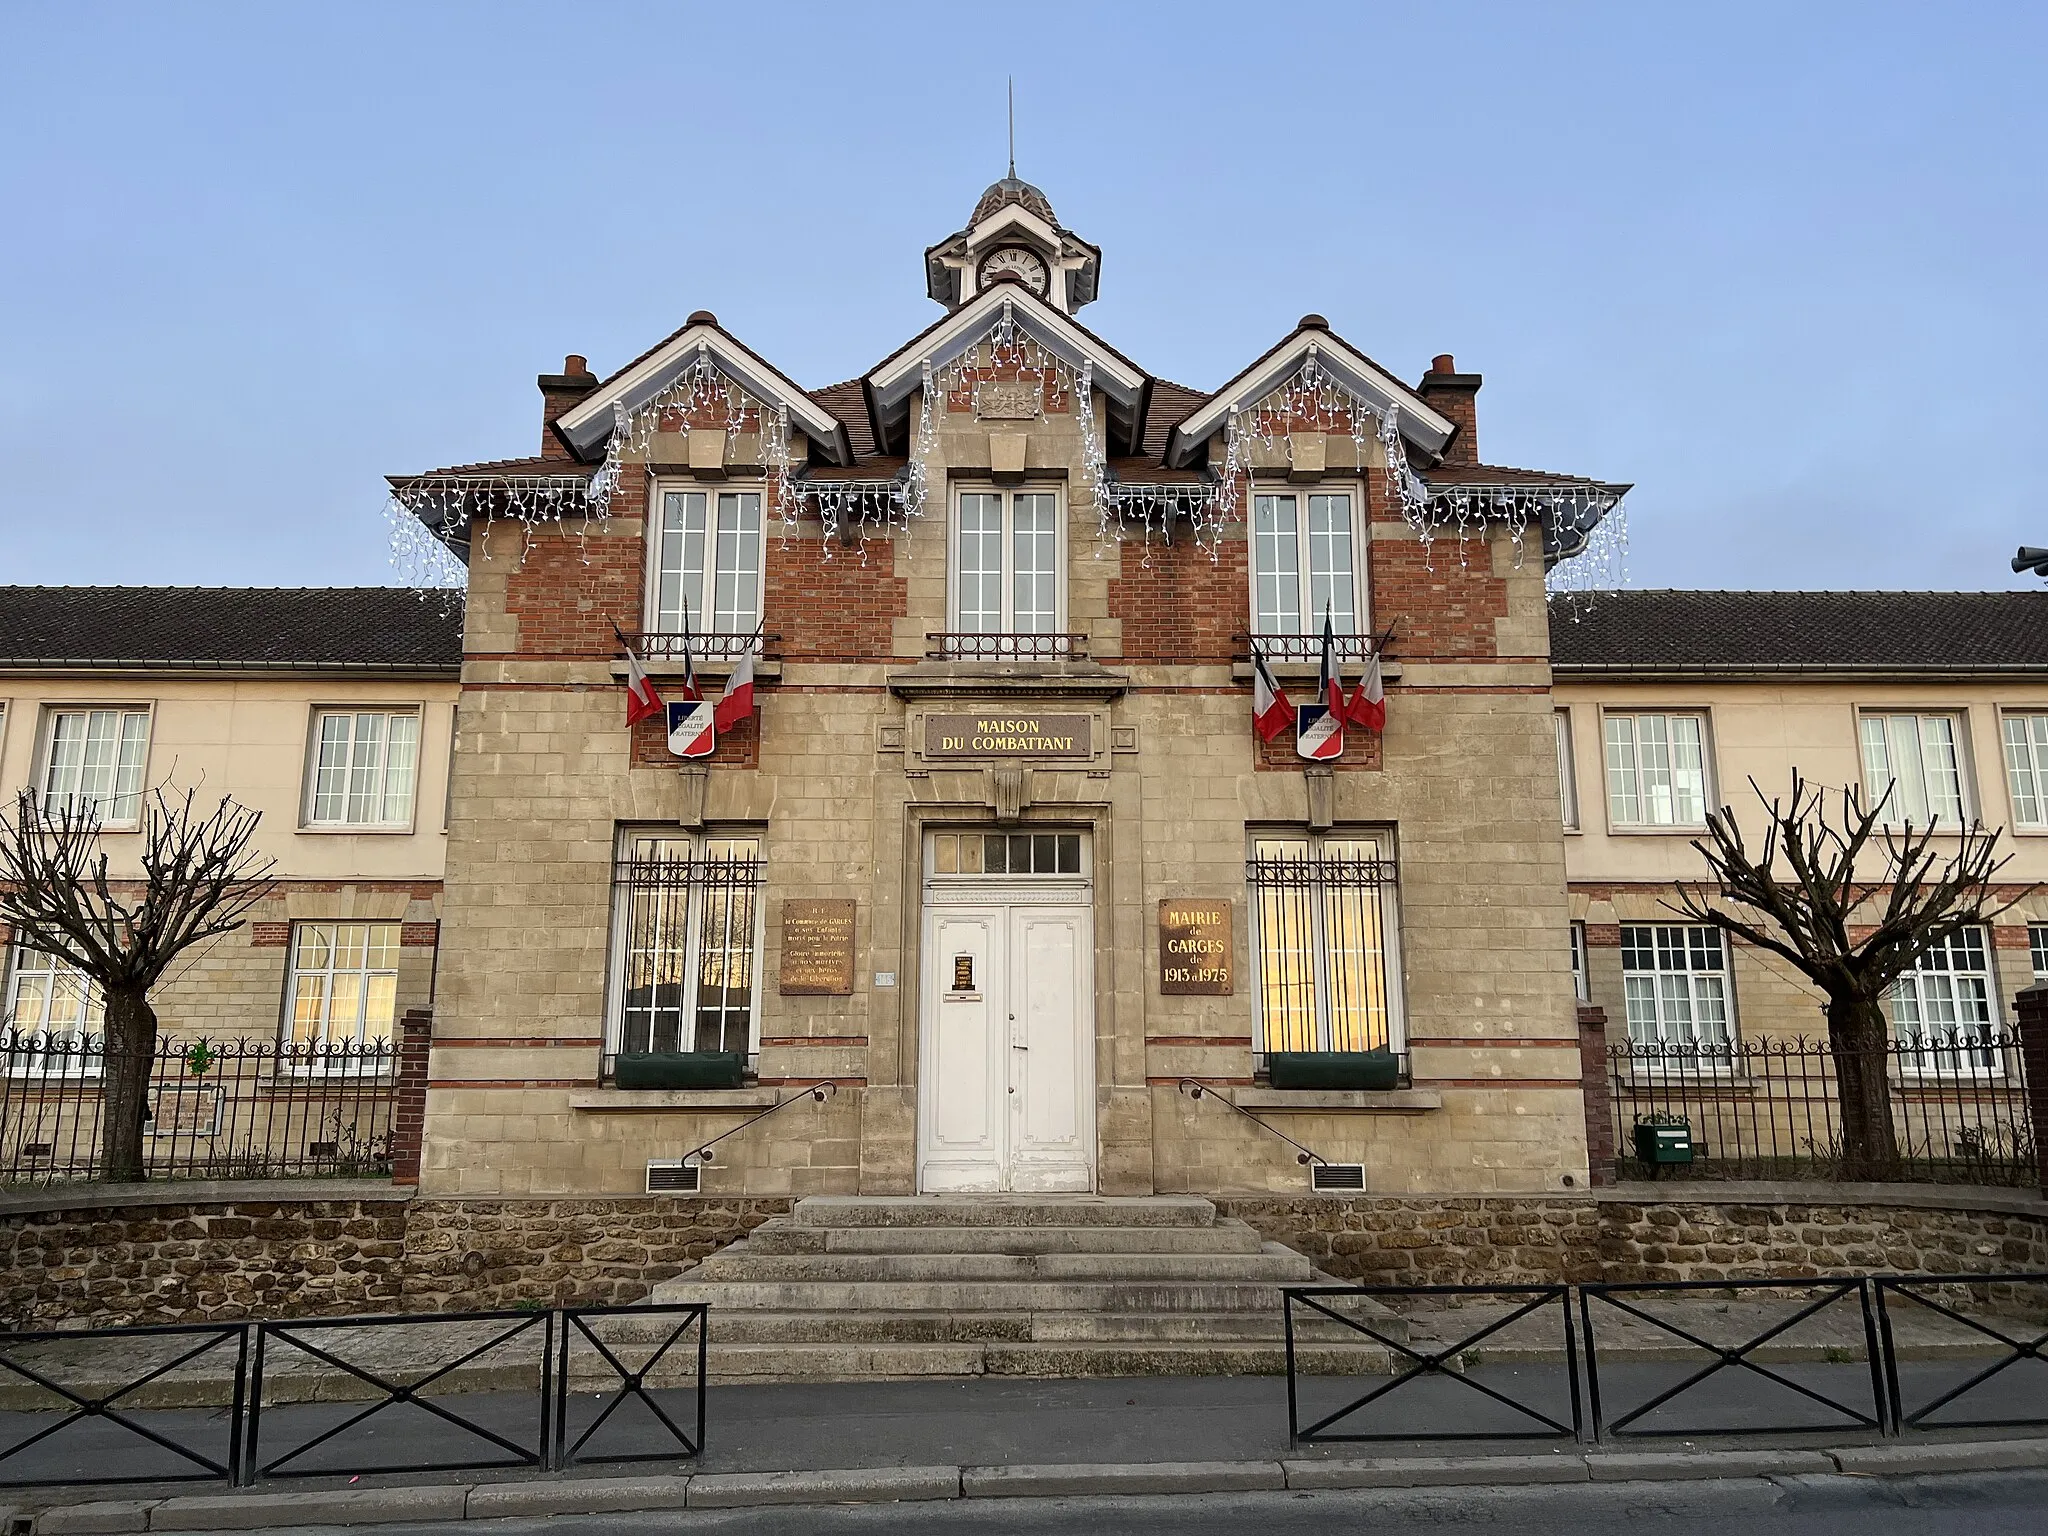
[978,246,1050,297]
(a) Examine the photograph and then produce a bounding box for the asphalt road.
[244,1470,2048,1536]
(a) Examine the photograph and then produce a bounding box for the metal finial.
[1008,77,1015,178]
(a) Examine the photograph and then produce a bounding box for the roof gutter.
[1552,662,2048,681]
[0,659,462,679]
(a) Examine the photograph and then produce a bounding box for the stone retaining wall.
[0,1189,789,1327]
[1218,1190,2048,1286]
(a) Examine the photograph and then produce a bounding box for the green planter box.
[1267,1050,1402,1092]
[614,1051,746,1091]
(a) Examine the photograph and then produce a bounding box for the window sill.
[607,658,783,684]
[568,1087,782,1112]
[1232,1087,1441,1114]
[1229,660,1405,685]
[296,824,418,835]
[1605,825,1712,836]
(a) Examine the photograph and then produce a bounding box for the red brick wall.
[1109,534,1244,665]
[389,1007,433,1187]
[1578,1003,1615,1187]
[768,534,908,663]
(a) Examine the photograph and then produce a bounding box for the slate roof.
[0,588,464,672]
[1550,590,2048,675]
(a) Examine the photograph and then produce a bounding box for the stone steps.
[645,1194,1397,1381]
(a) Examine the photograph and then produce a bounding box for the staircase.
[647,1194,1396,1381]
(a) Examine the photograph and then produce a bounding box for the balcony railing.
[1238,632,1379,663]
[629,632,777,663]
[926,632,1088,661]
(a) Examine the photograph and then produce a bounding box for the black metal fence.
[0,1033,397,1185]
[1608,1034,2036,1185]
[1287,1274,2048,1447]
[0,1303,710,1489]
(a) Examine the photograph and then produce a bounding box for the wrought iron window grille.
[925,631,1088,661]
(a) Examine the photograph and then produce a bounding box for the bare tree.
[1670,773,2029,1179]
[0,788,276,1181]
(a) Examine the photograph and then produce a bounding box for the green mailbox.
[1632,1115,1695,1172]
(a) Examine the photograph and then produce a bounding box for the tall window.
[284,923,400,1053]
[41,708,150,826]
[1620,924,1734,1059]
[1859,712,1967,826]
[2032,923,2048,981]
[3,946,104,1077]
[1570,921,1589,1003]
[2001,714,2048,829]
[1604,713,1709,829]
[1248,833,1402,1057]
[953,490,1061,633]
[1556,710,1579,830]
[1251,491,1361,636]
[610,832,763,1060]
[307,711,420,828]
[649,488,763,634]
[1889,927,1997,1075]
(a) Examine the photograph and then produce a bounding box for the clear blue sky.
[3,2,2043,592]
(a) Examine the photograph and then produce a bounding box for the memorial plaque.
[1158,899,1233,995]
[779,899,856,995]
[923,712,1092,760]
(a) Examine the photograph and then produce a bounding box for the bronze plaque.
[923,712,1091,760]
[1158,899,1233,995]
[779,899,856,995]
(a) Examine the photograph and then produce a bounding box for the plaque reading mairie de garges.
[779,899,856,995]
[923,712,1091,760]
[1158,899,1233,995]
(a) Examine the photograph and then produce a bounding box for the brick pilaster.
[390,1007,433,1187]
[1578,1003,1615,1187]
[2014,985,2048,1196]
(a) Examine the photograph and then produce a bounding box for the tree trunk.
[100,985,158,1182]
[1827,989,1901,1180]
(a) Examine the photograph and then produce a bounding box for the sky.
[1,2,2044,593]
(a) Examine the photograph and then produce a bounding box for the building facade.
[0,588,460,1174]
[401,180,1616,1200]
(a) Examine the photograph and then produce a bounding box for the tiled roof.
[1550,590,2048,674]
[1141,381,1210,458]
[806,379,878,460]
[392,454,590,483]
[1424,463,1615,489]
[0,588,463,672]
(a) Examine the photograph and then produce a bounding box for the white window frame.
[1570,920,1589,1003]
[1859,710,1971,828]
[605,828,766,1064]
[1247,482,1369,639]
[1247,830,1406,1060]
[1620,923,1736,1065]
[38,705,152,829]
[2031,922,2048,982]
[2000,712,2048,831]
[948,485,1066,634]
[1889,926,2001,1077]
[1603,711,1713,831]
[1556,709,1580,831]
[3,945,105,1078]
[303,708,422,831]
[281,922,402,1069]
[644,481,767,638]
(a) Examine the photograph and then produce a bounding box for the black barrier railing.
[1285,1284,1581,1444]
[247,1309,553,1482]
[1875,1275,2048,1434]
[554,1304,708,1468]
[1580,1279,1887,1440]
[0,1321,249,1488]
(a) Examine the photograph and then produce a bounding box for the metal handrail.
[629,631,779,662]
[1236,632,1379,662]
[1176,1078,1326,1167]
[925,631,1087,660]
[683,1082,837,1168]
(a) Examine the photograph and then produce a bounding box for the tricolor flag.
[1251,643,1293,742]
[665,603,717,759]
[1295,617,1344,761]
[616,626,665,727]
[713,634,757,731]
[1343,641,1387,733]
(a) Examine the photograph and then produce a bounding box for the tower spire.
[1008,77,1015,179]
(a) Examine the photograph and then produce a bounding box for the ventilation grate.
[1310,1162,1366,1193]
[646,1159,701,1194]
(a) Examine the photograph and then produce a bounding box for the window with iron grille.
[2,946,103,1078]
[1889,926,1999,1075]
[283,923,400,1063]
[609,832,764,1062]
[1620,924,1735,1061]
[1246,833,1402,1058]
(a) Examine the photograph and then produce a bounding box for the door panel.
[1010,907,1092,1191]
[919,912,1003,1192]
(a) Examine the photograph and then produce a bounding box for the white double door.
[918,897,1094,1193]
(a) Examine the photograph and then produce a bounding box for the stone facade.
[416,178,1591,1202]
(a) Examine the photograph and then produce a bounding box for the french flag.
[1344,644,1387,733]
[713,638,756,731]
[617,628,665,727]
[1251,643,1293,742]
[1294,617,1344,761]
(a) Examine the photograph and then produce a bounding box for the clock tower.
[924,177,1102,316]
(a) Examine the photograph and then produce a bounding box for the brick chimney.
[537,354,598,460]
[1416,353,1482,467]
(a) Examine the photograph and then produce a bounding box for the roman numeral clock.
[978,245,1049,297]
